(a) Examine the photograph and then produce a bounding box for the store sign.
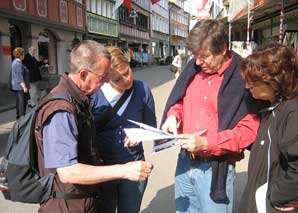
[60,0,68,23]
[13,0,26,11]
[37,0,47,18]
[2,46,11,55]
[76,7,83,27]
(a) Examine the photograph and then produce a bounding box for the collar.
[217,53,233,76]
[61,73,89,104]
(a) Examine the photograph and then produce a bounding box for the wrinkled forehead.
[193,47,212,57]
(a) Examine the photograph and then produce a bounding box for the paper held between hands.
[124,119,176,142]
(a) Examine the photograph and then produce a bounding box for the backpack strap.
[37,92,72,111]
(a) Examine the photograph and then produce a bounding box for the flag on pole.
[124,0,132,11]
[151,0,161,4]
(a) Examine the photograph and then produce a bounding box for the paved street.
[0,65,249,212]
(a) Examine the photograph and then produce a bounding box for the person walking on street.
[23,46,42,107]
[141,49,149,66]
[9,47,30,119]
[161,19,263,213]
[90,46,156,213]
[171,49,185,79]
[239,43,298,213]
[35,40,153,213]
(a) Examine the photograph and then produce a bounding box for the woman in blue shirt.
[90,46,156,213]
[10,47,30,119]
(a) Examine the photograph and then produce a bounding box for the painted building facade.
[0,0,86,84]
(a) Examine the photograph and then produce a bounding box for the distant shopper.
[10,47,30,119]
[171,49,185,79]
[23,46,41,107]
[141,49,149,66]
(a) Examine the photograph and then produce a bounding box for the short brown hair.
[187,19,228,55]
[240,43,298,101]
[13,47,24,59]
[106,46,129,71]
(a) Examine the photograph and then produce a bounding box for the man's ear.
[79,69,88,81]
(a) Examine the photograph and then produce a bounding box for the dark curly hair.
[240,43,298,101]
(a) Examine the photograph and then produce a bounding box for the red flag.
[124,0,131,11]
[151,0,160,4]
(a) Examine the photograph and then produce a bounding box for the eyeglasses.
[86,69,107,82]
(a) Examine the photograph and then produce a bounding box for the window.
[91,0,96,13]
[102,1,106,16]
[96,0,101,15]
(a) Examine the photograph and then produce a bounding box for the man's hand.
[177,133,208,153]
[124,136,140,148]
[122,161,153,181]
[161,115,179,135]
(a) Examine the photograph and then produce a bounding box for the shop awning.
[228,0,266,22]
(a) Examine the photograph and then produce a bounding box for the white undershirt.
[101,83,133,116]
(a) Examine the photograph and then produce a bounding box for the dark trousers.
[15,91,28,119]
[99,179,147,213]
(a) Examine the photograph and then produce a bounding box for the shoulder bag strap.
[96,83,134,129]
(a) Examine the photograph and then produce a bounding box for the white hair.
[70,40,110,74]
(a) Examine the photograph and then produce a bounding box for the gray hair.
[70,40,111,74]
[28,46,36,54]
[186,19,229,55]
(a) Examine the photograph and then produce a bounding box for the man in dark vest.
[23,46,41,107]
[35,40,153,213]
[161,20,261,213]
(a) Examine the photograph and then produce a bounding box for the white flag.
[113,0,124,15]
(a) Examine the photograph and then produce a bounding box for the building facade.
[85,0,119,45]
[151,0,169,60]
[0,0,87,84]
[169,0,189,56]
[119,0,150,63]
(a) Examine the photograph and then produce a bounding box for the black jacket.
[239,99,298,213]
[23,53,41,82]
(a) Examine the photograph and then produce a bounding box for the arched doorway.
[9,24,22,59]
[38,29,58,74]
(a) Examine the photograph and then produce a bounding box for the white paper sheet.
[124,119,176,142]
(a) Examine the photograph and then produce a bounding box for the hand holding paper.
[124,120,176,142]
[124,120,178,153]
[177,129,208,153]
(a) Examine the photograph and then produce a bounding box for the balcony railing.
[87,12,119,37]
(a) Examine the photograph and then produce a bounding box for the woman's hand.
[124,136,140,148]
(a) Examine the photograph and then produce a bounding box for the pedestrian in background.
[239,43,298,213]
[9,47,30,119]
[141,49,149,66]
[90,46,156,213]
[23,46,41,107]
[171,49,185,79]
[161,19,263,213]
[35,40,153,213]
